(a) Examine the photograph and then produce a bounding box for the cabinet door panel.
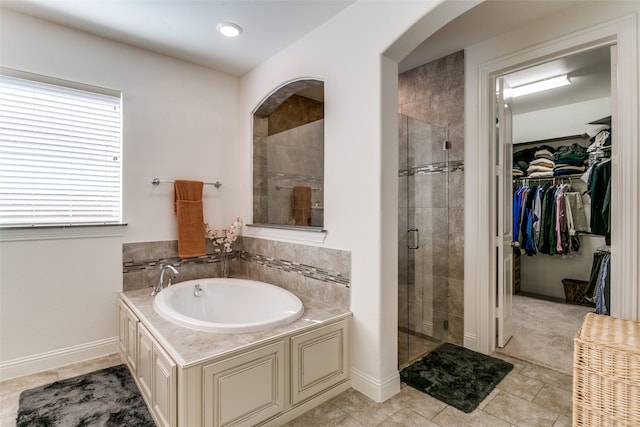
[203,341,285,427]
[136,323,154,403]
[291,320,348,405]
[118,303,127,356]
[119,300,138,371]
[153,342,177,427]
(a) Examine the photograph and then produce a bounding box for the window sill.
[246,223,326,244]
[0,223,127,242]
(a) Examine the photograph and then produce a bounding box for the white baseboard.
[350,367,400,403]
[463,332,477,352]
[0,337,119,381]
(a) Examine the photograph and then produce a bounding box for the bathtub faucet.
[152,264,179,296]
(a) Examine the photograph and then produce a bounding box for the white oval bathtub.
[153,278,304,333]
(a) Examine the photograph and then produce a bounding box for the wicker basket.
[573,313,640,426]
[563,278,594,307]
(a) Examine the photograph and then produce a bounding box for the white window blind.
[0,70,122,227]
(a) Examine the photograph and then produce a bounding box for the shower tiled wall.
[266,120,324,225]
[122,237,350,310]
[398,50,464,345]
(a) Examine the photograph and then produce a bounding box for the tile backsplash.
[122,236,351,310]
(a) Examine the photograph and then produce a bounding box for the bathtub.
[153,278,304,333]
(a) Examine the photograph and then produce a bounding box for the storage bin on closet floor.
[573,313,640,426]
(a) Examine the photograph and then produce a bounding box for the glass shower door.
[398,114,448,369]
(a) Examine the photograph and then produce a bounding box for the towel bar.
[151,178,222,188]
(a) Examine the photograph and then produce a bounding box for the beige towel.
[174,180,206,258]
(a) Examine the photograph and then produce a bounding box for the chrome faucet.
[151,264,179,296]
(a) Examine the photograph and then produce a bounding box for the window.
[0,69,122,228]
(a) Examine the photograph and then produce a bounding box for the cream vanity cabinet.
[119,295,350,427]
[119,300,177,427]
[202,341,286,426]
[136,322,177,427]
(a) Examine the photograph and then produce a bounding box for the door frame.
[464,12,638,354]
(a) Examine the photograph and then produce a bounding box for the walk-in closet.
[497,45,613,373]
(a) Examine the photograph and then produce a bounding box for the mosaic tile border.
[123,252,235,273]
[123,250,349,287]
[241,252,350,287]
[399,160,465,177]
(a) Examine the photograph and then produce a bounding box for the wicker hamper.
[573,313,640,426]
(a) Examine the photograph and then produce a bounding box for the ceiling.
[1,0,355,76]
[399,0,611,115]
[503,45,611,115]
[2,0,610,112]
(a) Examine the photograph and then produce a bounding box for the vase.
[221,252,229,278]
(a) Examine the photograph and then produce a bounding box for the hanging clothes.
[585,249,611,315]
[587,158,611,236]
[513,181,587,256]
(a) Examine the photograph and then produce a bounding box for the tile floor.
[0,351,572,427]
[284,352,573,427]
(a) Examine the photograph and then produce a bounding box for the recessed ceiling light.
[217,22,242,38]
[511,74,571,98]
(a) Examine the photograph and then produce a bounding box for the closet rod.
[513,173,583,184]
[151,178,222,188]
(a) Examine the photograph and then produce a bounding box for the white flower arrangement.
[204,217,242,253]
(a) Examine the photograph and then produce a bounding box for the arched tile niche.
[252,79,325,228]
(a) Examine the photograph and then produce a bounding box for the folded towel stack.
[554,143,587,176]
[512,162,525,178]
[527,155,554,178]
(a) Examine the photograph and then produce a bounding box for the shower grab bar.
[151,178,222,188]
[407,228,419,250]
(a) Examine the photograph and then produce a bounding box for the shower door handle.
[407,228,419,250]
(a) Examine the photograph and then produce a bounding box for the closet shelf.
[514,133,589,146]
[588,116,611,126]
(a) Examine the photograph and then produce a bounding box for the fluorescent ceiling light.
[511,74,570,97]
[217,22,242,38]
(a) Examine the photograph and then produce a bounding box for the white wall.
[0,1,476,393]
[513,97,611,143]
[0,9,240,379]
[520,235,606,299]
[239,0,482,401]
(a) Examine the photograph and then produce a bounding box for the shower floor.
[398,329,441,370]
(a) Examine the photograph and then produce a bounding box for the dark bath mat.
[400,342,513,413]
[16,364,155,427]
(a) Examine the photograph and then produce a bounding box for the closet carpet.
[495,295,594,374]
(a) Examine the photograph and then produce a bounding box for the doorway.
[492,45,613,372]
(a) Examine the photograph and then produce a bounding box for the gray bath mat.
[400,342,513,413]
[16,364,154,426]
